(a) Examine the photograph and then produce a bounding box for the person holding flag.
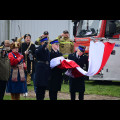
[48,39,64,100]
[50,40,115,100]
[68,45,89,100]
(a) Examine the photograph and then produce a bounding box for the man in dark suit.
[48,39,63,100]
[35,37,50,100]
[68,45,89,100]
[19,34,36,86]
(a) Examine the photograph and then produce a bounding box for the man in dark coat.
[0,46,11,100]
[19,34,36,86]
[0,40,11,100]
[35,37,50,100]
[48,39,63,100]
[68,45,88,100]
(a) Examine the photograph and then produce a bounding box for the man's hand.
[25,50,29,55]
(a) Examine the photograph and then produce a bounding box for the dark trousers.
[49,90,58,100]
[70,91,84,100]
[63,74,69,84]
[36,86,46,100]
[0,81,7,100]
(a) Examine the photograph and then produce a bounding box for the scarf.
[11,53,25,82]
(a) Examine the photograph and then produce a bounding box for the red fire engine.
[72,20,120,81]
[73,20,120,53]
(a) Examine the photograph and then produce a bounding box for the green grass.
[61,84,69,93]
[3,80,120,100]
[61,80,120,97]
[85,80,120,97]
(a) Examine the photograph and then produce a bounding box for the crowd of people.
[0,30,88,100]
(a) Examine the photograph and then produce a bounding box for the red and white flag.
[50,41,115,78]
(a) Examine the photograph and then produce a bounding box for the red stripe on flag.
[71,68,84,78]
[57,60,80,69]
[95,42,115,75]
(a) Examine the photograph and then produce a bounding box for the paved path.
[27,90,120,100]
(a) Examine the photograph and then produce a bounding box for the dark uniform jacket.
[35,42,50,87]
[68,52,88,92]
[48,49,63,91]
[19,42,36,74]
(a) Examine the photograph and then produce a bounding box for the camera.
[0,46,7,58]
[28,50,33,61]
[28,50,32,54]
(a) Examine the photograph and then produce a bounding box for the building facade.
[10,20,74,42]
[0,20,9,44]
[0,20,74,44]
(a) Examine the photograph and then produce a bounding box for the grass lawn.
[61,80,120,97]
[85,80,120,97]
[3,80,120,100]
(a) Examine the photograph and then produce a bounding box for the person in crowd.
[35,31,50,45]
[19,34,36,86]
[6,41,27,100]
[1,40,11,53]
[35,31,52,51]
[0,45,11,100]
[57,30,74,84]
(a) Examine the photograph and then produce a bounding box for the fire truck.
[72,20,120,81]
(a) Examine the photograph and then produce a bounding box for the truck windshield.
[76,20,102,37]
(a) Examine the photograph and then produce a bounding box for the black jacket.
[19,42,36,73]
[35,42,50,87]
[48,49,63,91]
[68,52,88,92]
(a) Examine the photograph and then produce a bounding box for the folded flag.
[50,41,115,78]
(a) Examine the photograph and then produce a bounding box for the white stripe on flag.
[85,41,105,76]
[50,56,64,69]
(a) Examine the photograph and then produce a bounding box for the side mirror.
[108,22,116,37]
[73,20,80,37]
[73,25,76,37]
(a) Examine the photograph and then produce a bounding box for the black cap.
[63,30,69,34]
[43,31,49,35]
[24,34,31,39]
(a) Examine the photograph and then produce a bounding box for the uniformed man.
[35,31,52,47]
[48,39,63,100]
[35,37,50,100]
[57,30,74,84]
[19,34,36,86]
[57,30,74,59]
[68,45,88,100]
[0,45,11,100]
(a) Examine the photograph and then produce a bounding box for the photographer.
[0,45,11,100]
[1,40,11,53]
[19,34,36,86]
